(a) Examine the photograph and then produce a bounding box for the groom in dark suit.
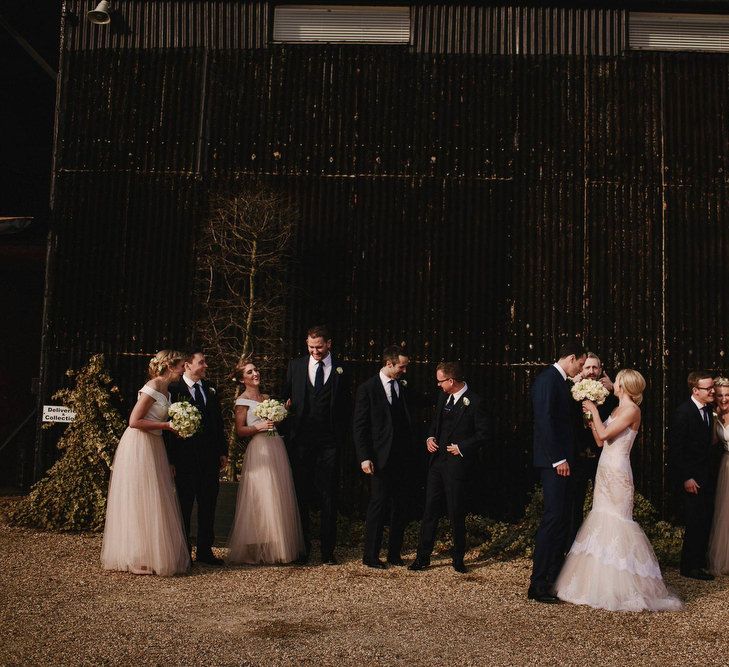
[283,325,351,564]
[670,371,717,580]
[166,350,228,566]
[529,341,586,603]
[354,345,414,568]
[408,361,489,573]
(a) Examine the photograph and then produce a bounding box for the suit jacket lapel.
[298,355,308,402]
[329,356,340,410]
[448,390,469,433]
[377,376,392,425]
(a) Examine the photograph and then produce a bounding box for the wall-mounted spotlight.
[87,1,111,25]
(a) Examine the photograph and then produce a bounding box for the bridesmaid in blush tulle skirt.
[227,360,305,565]
[101,350,190,576]
[709,377,729,575]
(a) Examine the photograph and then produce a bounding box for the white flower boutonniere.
[462,397,470,407]
[208,386,216,395]
[336,367,343,375]
[400,379,408,387]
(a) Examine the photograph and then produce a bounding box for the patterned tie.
[389,379,398,405]
[192,382,203,407]
[314,361,324,394]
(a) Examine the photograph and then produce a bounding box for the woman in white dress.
[555,369,682,612]
[227,360,305,564]
[101,350,190,576]
[708,377,729,574]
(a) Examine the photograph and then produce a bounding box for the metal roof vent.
[629,12,729,52]
[273,5,411,44]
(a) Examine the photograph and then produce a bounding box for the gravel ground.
[2,503,729,666]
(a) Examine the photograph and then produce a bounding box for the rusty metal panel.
[412,5,626,55]
[64,0,269,50]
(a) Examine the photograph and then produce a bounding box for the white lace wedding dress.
[227,398,305,564]
[555,417,682,611]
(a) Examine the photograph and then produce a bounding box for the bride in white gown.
[555,369,682,612]
[227,360,305,564]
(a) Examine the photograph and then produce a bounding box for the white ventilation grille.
[273,5,411,44]
[629,12,729,52]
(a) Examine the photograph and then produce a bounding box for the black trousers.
[566,455,598,547]
[416,456,466,562]
[680,487,714,573]
[175,467,220,555]
[293,437,339,558]
[531,466,570,589]
[363,459,408,562]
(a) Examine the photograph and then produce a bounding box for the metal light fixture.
[87,1,111,25]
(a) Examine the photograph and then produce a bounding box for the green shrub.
[8,354,125,531]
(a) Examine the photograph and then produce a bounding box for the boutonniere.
[208,386,216,395]
[336,367,343,375]
[462,397,470,407]
[400,379,408,387]
[713,412,719,419]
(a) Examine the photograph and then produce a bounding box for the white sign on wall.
[42,405,76,423]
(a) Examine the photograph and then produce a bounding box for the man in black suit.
[166,350,228,566]
[528,341,586,603]
[354,345,414,569]
[566,352,618,546]
[670,371,717,581]
[408,361,489,574]
[283,325,351,564]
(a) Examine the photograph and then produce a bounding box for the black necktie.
[314,361,324,394]
[445,395,455,411]
[703,406,711,428]
[389,379,398,405]
[192,382,203,407]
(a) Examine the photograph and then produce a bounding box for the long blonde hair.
[615,369,646,406]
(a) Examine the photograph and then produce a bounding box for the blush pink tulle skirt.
[227,433,305,564]
[101,427,190,576]
[709,452,729,575]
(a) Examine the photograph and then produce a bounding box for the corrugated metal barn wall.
[40,2,729,517]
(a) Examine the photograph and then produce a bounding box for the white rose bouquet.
[168,401,203,438]
[570,379,610,428]
[253,398,288,436]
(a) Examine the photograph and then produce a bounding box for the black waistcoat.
[437,401,457,451]
[301,375,333,435]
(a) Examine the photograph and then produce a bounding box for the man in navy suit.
[408,361,489,574]
[354,345,414,569]
[528,341,586,603]
[283,325,351,564]
[670,371,717,580]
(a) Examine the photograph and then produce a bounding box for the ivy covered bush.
[9,354,125,531]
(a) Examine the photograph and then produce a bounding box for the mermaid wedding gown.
[555,418,682,611]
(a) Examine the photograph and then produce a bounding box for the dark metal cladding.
[39,2,729,517]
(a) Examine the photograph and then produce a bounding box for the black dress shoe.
[322,555,338,565]
[363,558,387,569]
[196,553,224,567]
[452,560,468,573]
[527,586,559,603]
[681,568,715,581]
[387,557,406,566]
[407,559,430,571]
[295,553,309,565]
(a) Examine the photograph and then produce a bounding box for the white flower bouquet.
[253,398,288,436]
[168,401,202,438]
[570,379,610,428]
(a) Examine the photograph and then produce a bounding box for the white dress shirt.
[308,353,333,386]
[380,370,400,404]
[183,373,206,405]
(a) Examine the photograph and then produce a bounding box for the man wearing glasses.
[408,361,488,573]
[670,371,717,580]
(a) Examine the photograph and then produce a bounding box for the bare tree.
[195,183,297,476]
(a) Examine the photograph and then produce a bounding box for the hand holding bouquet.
[570,379,609,428]
[253,399,288,436]
[168,401,202,438]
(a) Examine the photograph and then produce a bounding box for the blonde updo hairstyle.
[232,358,256,398]
[148,349,184,379]
[615,368,646,406]
[714,376,729,389]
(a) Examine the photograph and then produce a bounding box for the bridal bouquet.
[253,398,288,436]
[570,379,610,428]
[168,401,202,438]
